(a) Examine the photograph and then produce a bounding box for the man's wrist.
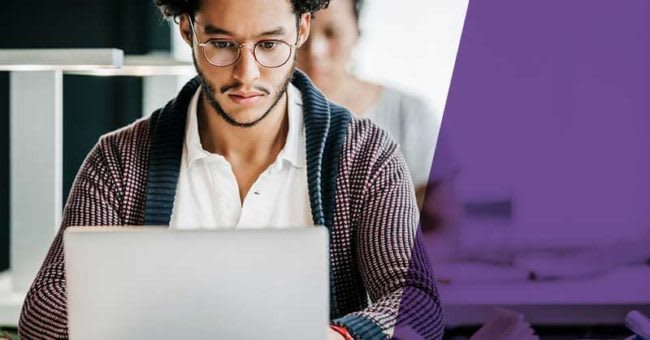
[330,325,354,340]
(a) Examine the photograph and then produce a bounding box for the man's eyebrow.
[258,27,287,37]
[201,25,287,38]
[203,24,234,36]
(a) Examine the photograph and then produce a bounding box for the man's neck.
[198,90,290,202]
[197,91,289,165]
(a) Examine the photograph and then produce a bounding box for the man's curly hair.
[154,0,330,22]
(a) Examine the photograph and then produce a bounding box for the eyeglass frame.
[186,15,299,68]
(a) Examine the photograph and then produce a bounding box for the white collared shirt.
[169,84,313,229]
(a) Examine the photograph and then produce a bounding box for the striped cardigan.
[19,70,443,339]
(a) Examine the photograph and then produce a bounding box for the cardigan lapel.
[144,76,201,225]
[292,71,352,319]
[291,71,351,229]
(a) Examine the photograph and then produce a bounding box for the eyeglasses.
[187,17,297,68]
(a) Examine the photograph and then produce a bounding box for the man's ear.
[179,15,193,47]
[297,12,312,48]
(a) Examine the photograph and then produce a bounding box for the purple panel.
[397,1,650,338]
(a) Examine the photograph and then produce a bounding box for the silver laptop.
[64,227,329,340]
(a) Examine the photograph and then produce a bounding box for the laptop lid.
[64,227,329,340]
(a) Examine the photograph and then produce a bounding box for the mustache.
[220,82,270,95]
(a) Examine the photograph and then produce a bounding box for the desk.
[440,264,650,326]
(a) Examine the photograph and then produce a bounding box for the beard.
[193,53,295,128]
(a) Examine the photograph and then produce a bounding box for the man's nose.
[232,45,260,84]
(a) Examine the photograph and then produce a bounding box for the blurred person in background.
[297,0,461,233]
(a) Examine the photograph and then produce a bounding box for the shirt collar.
[185,88,213,168]
[184,84,306,169]
[281,83,306,168]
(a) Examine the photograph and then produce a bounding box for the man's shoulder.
[335,115,405,181]
[103,115,150,141]
[94,115,152,162]
[335,113,413,202]
[344,115,400,160]
[70,115,152,197]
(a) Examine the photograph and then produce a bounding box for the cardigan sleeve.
[332,144,444,339]
[19,138,124,339]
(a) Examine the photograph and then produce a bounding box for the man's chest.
[170,154,313,229]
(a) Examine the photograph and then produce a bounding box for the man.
[19,0,443,339]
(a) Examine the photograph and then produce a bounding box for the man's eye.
[210,40,235,49]
[259,41,278,50]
